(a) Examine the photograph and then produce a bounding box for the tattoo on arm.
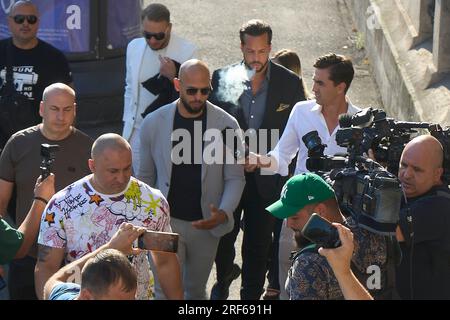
[37,245,53,262]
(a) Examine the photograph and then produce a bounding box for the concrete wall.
[349,0,450,125]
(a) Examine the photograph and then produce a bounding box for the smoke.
[216,64,256,105]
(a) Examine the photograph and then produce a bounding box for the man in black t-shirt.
[396,135,450,299]
[0,1,72,146]
[138,59,245,299]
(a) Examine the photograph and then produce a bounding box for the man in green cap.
[266,173,389,300]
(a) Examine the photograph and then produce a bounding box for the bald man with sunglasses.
[138,59,245,299]
[0,1,72,148]
[122,3,197,174]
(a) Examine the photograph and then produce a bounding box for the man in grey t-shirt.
[0,83,92,300]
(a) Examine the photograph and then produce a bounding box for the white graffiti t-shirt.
[38,175,171,300]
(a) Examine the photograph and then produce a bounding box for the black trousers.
[215,174,276,300]
[8,256,38,300]
[266,217,283,291]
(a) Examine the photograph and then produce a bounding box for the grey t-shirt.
[0,125,93,256]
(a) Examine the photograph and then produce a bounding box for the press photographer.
[395,135,450,300]
[265,173,389,300]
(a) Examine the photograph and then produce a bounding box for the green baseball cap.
[266,173,335,219]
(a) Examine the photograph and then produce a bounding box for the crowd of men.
[1,1,449,300]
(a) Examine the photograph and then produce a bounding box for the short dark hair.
[313,53,354,93]
[239,19,272,44]
[141,3,170,23]
[81,249,137,297]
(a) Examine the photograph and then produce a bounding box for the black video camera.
[302,130,347,172]
[40,144,60,179]
[303,125,402,236]
[338,107,430,175]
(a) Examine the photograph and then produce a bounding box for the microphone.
[221,127,249,160]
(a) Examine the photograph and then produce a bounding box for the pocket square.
[276,103,290,112]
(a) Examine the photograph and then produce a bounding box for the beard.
[294,230,312,250]
[244,58,269,74]
[180,97,206,115]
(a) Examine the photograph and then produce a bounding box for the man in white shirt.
[250,53,361,299]
[122,3,197,173]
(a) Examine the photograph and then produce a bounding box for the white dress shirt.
[268,99,361,176]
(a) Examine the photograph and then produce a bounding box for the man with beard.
[209,19,306,300]
[122,3,197,173]
[138,59,245,299]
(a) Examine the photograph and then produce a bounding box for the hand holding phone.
[138,230,179,253]
[301,213,341,249]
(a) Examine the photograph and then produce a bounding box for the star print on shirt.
[45,212,56,227]
[89,194,104,206]
[142,194,161,215]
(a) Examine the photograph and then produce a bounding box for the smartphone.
[301,213,341,249]
[138,230,179,253]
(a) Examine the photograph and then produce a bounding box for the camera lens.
[302,131,325,156]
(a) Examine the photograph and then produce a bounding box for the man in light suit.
[138,59,245,300]
[123,3,197,173]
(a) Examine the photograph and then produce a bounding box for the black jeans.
[214,175,276,300]
[8,256,38,300]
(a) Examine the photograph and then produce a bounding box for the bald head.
[399,134,444,198]
[178,59,211,82]
[42,83,75,102]
[91,133,131,160]
[404,135,443,169]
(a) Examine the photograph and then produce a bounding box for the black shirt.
[0,38,72,124]
[396,185,450,299]
[167,107,207,221]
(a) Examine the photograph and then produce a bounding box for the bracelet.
[34,196,48,205]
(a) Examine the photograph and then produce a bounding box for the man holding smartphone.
[266,173,388,300]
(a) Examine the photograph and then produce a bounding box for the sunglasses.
[143,31,166,41]
[12,14,38,25]
[185,87,212,96]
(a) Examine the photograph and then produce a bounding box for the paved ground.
[143,0,383,300]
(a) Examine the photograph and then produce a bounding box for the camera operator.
[396,135,450,299]
[266,173,388,300]
[248,53,361,299]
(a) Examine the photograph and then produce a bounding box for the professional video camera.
[428,124,450,182]
[338,107,430,175]
[40,144,60,179]
[302,128,402,236]
[301,130,346,172]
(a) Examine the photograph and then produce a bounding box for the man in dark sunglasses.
[122,3,197,174]
[0,1,73,300]
[138,59,245,300]
[0,1,73,143]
